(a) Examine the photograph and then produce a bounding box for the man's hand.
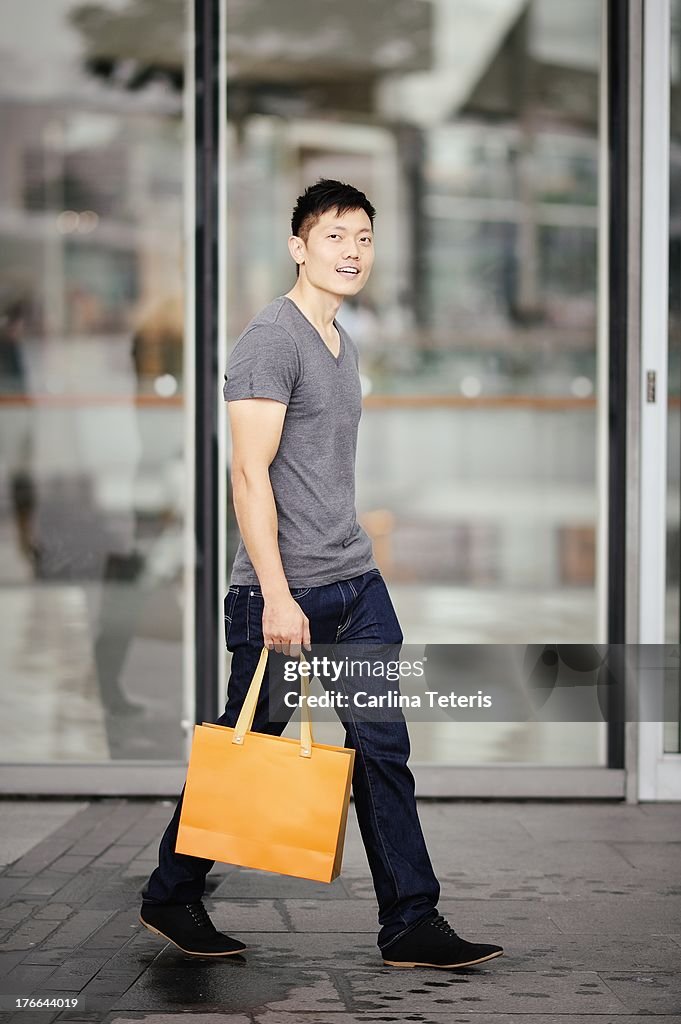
[263,593,311,656]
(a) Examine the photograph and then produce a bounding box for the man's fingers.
[262,607,309,657]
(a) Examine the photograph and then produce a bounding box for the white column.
[638,0,676,800]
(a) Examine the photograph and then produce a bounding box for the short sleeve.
[223,324,300,405]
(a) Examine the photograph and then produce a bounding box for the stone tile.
[91,846,145,869]
[598,971,681,1015]
[281,899,378,933]
[344,873,564,901]
[121,861,156,879]
[640,801,681,817]
[31,870,111,907]
[515,804,681,842]
[71,875,142,910]
[86,910,141,953]
[2,798,681,1023]
[419,869,678,900]
[438,900,566,940]
[16,871,69,899]
[0,918,62,952]
[33,904,72,922]
[120,864,156,880]
[0,802,85,868]
[542,897,681,934]
[609,841,681,875]
[17,949,79,968]
[115,820,177,846]
[427,839,634,875]
[547,874,681,899]
[46,802,112,841]
[0,902,36,929]
[254,1016,671,1024]
[209,900,288,934]
[114,965,344,1014]
[5,1013,62,1024]
[415,803,534,841]
[38,954,114,992]
[0,949,32,977]
[3,840,75,880]
[111,1017,251,1024]
[36,910,114,952]
[345,967,626,1015]
[73,803,151,859]
[476,933,681,973]
[77,930,164,1014]
[1,962,57,993]
[23,910,139,968]
[212,867,349,900]
[153,931,380,972]
[49,855,96,875]
[0,878,30,900]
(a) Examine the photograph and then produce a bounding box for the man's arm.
[227,397,311,657]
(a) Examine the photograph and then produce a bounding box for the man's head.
[288,178,375,294]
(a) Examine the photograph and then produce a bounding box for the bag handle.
[232,647,315,758]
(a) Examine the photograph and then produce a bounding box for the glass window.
[225,0,606,765]
[0,0,191,762]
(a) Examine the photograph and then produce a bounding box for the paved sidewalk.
[0,798,680,1023]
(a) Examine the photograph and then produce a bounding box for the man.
[140,179,504,970]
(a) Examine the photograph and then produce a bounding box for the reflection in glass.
[225,0,604,765]
[0,0,190,761]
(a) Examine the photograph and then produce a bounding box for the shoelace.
[185,901,214,930]
[429,913,459,938]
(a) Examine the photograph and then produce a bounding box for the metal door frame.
[636,0,681,800]
[1,0,657,799]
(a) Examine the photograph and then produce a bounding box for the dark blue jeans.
[142,569,440,951]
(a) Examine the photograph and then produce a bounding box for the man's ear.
[287,234,305,268]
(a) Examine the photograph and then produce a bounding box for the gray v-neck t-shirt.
[223,294,377,588]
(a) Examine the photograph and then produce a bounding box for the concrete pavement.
[0,798,679,1022]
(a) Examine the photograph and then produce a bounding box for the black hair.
[290,178,375,277]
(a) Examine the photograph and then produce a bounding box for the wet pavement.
[0,798,680,1022]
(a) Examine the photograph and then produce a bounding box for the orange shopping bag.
[175,646,355,882]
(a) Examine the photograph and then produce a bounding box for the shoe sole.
[383,950,504,969]
[139,915,247,957]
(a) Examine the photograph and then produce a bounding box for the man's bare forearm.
[231,465,290,599]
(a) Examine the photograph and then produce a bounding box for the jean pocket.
[224,587,240,647]
[290,587,311,599]
[224,586,239,621]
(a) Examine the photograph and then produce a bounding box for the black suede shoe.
[381,913,504,969]
[139,901,247,957]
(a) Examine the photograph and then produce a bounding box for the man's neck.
[283,282,342,336]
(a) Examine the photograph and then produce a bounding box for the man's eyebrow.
[327,224,373,233]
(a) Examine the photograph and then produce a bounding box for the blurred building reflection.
[0,0,677,782]
[225,0,601,617]
[223,0,606,767]
[0,0,189,762]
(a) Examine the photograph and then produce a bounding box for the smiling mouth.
[336,268,360,276]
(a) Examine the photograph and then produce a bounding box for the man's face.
[293,206,374,295]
